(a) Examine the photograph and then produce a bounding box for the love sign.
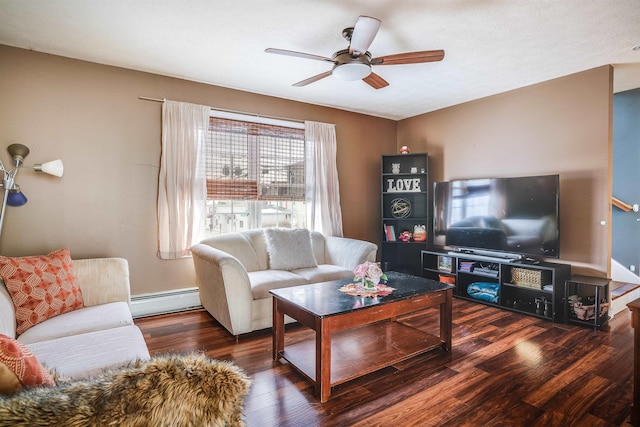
[386,178,421,192]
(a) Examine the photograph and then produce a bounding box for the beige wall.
[398,66,613,275]
[0,44,614,293]
[0,45,396,294]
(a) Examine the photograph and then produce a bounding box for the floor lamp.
[0,144,64,237]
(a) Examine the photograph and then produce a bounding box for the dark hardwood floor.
[135,299,634,426]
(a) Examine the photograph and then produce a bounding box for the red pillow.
[0,248,84,335]
[0,334,55,395]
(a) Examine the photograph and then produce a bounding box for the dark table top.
[269,271,454,318]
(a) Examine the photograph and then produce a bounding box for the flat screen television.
[433,174,560,259]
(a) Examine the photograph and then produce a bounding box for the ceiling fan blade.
[349,16,381,55]
[371,50,445,65]
[265,48,335,63]
[293,70,333,87]
[363,72,389,89]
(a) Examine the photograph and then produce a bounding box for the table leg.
[316,318,331,402]
[272,298,284,360]
[440,288,452,352]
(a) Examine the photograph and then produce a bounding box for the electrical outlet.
[631,265,636,272]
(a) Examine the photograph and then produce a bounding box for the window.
[203,114,306,236]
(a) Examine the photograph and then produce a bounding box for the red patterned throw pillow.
[0,248,84,335]
[0,334,55,395]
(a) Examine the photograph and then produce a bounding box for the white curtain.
[305,121,343,237]
[157,100,210,259]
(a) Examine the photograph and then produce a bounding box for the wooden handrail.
[613,196,634,212]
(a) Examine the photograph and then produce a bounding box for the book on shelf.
[383,224,396,241]
[459,261,474,272]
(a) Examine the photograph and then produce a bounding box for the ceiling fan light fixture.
[332,62,371,81]
[266,15,444,89]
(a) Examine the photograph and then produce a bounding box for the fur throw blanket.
[0,352,252,427]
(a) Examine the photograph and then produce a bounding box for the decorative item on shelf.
[391,163,400,174]
[390,197,411,218]
[535,297,550,316]
[438,255,452,272]
[410,167,418,173]
[413,224,426,241]
[350,261,389,294]
[0,144,64,238]
[400,145,410,154]
[386,177,421,192]
[544,299,553,317]
[398,230,412,242]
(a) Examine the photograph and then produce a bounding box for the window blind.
[206,118,305,201]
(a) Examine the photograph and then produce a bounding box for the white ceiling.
[1,0,639,120]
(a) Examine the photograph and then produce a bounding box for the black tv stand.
[422,250,571,322]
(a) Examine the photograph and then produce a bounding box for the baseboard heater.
[131,287,202,318]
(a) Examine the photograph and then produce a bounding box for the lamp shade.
[332,63,371,81]
[34,159,64,177]
[7,189,27,207]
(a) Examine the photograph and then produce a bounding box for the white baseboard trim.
[131,287,202,318]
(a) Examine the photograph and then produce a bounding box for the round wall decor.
[391,197,412,218]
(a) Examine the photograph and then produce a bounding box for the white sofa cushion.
[26,325,150,379]
[17,302,134,345]
[292,264,354,283]
[248,270,308,300]
[263,228,318,271]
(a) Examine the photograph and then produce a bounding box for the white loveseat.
[0,258,150,379]
[191,229,378,335]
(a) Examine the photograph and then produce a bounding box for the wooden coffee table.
[270,271,453,402]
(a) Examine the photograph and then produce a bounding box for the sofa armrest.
[190,244,254,336]
[73,258,131,308]
[324,236,378,270]
[0,281,16,338]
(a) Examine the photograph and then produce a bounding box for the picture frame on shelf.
[438,255,452,272]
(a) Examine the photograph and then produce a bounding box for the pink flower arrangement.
[353,261,387,290]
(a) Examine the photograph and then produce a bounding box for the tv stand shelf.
[421,250,571,322]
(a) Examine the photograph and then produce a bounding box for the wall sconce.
[0,143,64,236]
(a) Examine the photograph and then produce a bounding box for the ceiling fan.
[265,15,444,89]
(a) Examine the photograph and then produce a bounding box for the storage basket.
[439,274,456,285]
[511,267,542,289]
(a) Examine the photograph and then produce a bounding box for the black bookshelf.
[381,153,428,276]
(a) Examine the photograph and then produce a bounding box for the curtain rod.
[139,96,305,124]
